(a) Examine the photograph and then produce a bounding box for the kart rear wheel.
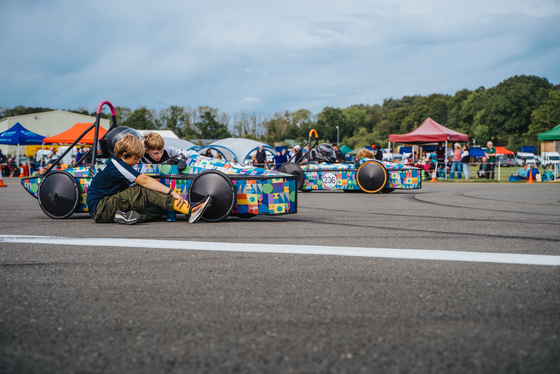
[188,170,235,222]
[278,162,304,190]
[356,161,387,194]
[38,171,79,219]
[234,213,256,219]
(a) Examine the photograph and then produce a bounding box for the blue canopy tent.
[198,138,276,164]
[0,122,45,165]
[469,147,486,159]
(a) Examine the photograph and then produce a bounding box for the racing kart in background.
[21,101,298,221]
[278,130,421,193]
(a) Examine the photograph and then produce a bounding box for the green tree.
[195,111,231,139]
[342,106,367,137]
[473,75,553,145]
[114,106,132,127]
[527,89,560,138]
[316,107,348,143]
[159,105,197,139]
[0,106,54,119]
[124,107,157,130]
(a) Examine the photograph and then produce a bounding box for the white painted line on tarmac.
[1,235,559,266]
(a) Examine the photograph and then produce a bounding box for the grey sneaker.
[188,196,212,223]
[114,210,141,225]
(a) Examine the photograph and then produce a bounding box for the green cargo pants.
[91,185,178,223]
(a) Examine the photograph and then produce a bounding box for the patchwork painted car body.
[299,158,421,192]
[21,154,297,217]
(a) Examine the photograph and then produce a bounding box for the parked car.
[496,155,514,167]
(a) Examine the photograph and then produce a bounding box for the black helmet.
[315,143,336,163]
[105,126,143,156]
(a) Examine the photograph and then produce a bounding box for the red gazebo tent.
[495,146,514,155]
[389,118,469,178]
[389,117,468,144]
[42,123,107,144]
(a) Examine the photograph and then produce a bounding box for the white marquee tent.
[198,138,276,164]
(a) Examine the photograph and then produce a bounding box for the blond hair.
[143,132,165,151]
[356,149,374,160]
[114,134,145,159]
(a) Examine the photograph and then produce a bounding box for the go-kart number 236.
[322,172,337,188]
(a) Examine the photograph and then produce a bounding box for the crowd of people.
[0,145,96,178]
[3,140,557,184]
[248,143,352,170]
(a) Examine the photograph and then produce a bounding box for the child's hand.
[172,191,186,207]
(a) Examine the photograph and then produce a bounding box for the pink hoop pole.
[96,100,116,116]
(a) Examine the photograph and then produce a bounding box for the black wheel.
[233,213,256,219]
[381,188,395,193]
[278,162,304,190]
[188,170,235,222]
[38,171,79,219]
[356,161,387,194]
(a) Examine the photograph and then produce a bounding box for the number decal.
[322,172,337,189]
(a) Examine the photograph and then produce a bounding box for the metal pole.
[336,126,339,145]
[444,141,448,179]
[498,160,500,181]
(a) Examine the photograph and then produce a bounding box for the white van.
[516,152,536,166]
[540,152,560,167]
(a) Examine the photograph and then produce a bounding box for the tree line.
[2,75,559,151]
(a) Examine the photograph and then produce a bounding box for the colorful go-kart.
[21,101,298,221]
[278,130,421,193]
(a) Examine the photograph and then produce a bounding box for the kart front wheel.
[356,161,387,194]
[188,170,235,222]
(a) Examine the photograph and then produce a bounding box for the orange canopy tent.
[42,123,107,144]
[495,146,514,155]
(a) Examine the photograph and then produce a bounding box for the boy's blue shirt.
[86,157,141,217]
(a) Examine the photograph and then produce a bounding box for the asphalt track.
[1,177,559,373]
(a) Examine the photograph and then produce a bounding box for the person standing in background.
[485,141,496,180]
[280,149,288,165]
[435,142,445,165]
[273,151,283,170]
[375,146,383,161]
[332,144,346,163]
[461,144,470,179]
[75,147,83,166]
[255,145,267,169]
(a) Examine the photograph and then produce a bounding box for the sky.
[1,0,559,117]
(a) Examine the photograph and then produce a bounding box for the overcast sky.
[1,0,559,117]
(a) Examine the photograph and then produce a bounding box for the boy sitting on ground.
[86,134,211,225]
[141,132,194,164]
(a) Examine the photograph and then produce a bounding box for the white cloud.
[0,0,559,114]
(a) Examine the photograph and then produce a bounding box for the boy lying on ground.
[86,134,211,225]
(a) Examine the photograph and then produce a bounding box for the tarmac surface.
[1,177,559,373]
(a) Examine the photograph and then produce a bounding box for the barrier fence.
[423,162,559,181]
